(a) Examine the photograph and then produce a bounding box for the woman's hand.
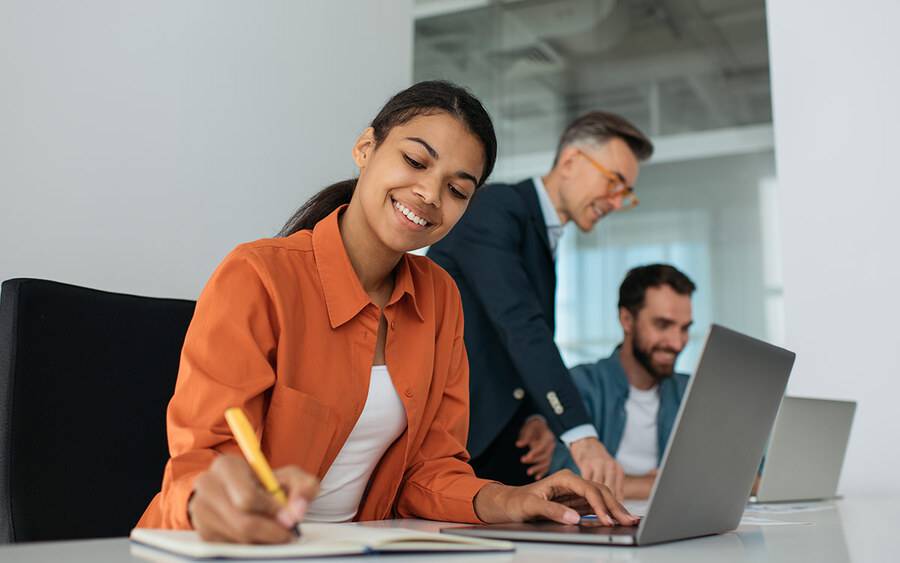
[472,469,639,527]
[188,454,319,543]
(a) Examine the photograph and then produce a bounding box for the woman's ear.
[352,127,377,170]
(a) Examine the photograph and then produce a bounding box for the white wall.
[768,0,900,495]
[0,0,412,299]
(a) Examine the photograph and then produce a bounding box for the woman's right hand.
[188,454,319,543]
[473,469,638,527]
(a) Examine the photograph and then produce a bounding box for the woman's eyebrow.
[405,136,478,185]
[405,137,438,158]
[456,171,478,185]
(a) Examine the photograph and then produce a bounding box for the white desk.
[2,496,897,562]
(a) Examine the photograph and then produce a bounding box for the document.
[745,501,835,514]
[739,516,812,526]
[130,523,514,559]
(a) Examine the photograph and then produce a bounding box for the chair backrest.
[0,278,195,543]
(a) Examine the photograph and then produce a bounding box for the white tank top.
[305,365,407,522]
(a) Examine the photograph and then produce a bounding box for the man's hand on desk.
[473,470,639,527]
[516,416,555,480]
[568,437,625,500]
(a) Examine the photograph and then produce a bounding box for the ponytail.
[278,179,357,237]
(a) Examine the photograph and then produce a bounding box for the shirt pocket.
[261,383,338,477]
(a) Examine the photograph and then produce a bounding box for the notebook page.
[130,524,512,559]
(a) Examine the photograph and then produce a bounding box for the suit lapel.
[513,178,554,263]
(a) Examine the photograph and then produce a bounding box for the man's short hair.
[618,264,696,316]
[553,111,654,165]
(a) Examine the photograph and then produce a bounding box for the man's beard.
[631,332,679,381]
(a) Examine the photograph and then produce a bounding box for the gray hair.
[553,111,653,166]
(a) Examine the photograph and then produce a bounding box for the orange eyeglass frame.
[576,148,639,210]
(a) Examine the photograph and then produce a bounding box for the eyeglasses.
[576,149,639,210]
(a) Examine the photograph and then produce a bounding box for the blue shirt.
[550,348,690,475]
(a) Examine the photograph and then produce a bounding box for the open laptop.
[444,324,795,546]
[751,396,856,503]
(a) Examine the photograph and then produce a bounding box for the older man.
[428,112,653,495]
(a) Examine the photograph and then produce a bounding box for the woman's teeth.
[394,200,429,227]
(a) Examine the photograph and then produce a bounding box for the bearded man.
[549,264,696,499]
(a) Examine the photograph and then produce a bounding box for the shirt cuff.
[560,424,599,447]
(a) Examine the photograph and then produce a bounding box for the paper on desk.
[622,500,812,526]
[744,502,835,514]
[739,516,812,526]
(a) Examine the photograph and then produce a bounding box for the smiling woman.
[278,81,496,238]
[136,80,636,544]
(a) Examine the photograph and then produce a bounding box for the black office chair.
[0,278,195,543]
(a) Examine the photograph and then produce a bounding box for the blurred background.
[414,0,779,371]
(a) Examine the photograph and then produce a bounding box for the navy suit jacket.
[428,179,592,458]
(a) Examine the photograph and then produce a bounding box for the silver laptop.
[752,396,856,503]
[444,324,795,546]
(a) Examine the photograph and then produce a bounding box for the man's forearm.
[623,474,656,500]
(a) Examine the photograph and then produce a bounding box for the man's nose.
[666,329,685,351]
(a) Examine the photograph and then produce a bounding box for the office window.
[414,0,780,372]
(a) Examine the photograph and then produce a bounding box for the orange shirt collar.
[312,205,425,328]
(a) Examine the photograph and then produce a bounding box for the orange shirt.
[137,206,492,529]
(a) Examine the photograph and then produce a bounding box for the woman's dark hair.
[278,80,497,236]
[618,264,696,316]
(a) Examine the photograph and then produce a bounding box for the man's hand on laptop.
[473,470,639,527]
[569,437,625,500]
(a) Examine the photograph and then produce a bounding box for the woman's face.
[351,112,485,254]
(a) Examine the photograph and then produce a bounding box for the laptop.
[444,324,795,546]
[751,396,856,503]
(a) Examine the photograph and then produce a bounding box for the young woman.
[137,81,636,543]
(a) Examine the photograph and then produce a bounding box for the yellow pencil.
[224,407,300,537]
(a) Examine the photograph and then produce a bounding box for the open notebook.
[130,523,514,559]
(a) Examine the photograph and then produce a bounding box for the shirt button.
[390,320,396,330]
[405,388,413,397]
[512,388,525,400]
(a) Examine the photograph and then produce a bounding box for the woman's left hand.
[472,469,639,527]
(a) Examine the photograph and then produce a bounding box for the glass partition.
[415,0,780,371]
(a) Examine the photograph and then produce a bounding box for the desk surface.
[2,495,897,562]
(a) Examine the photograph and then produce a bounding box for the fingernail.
[276,508,295,528]
[290,498,308,521]
[564,510,580,524]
